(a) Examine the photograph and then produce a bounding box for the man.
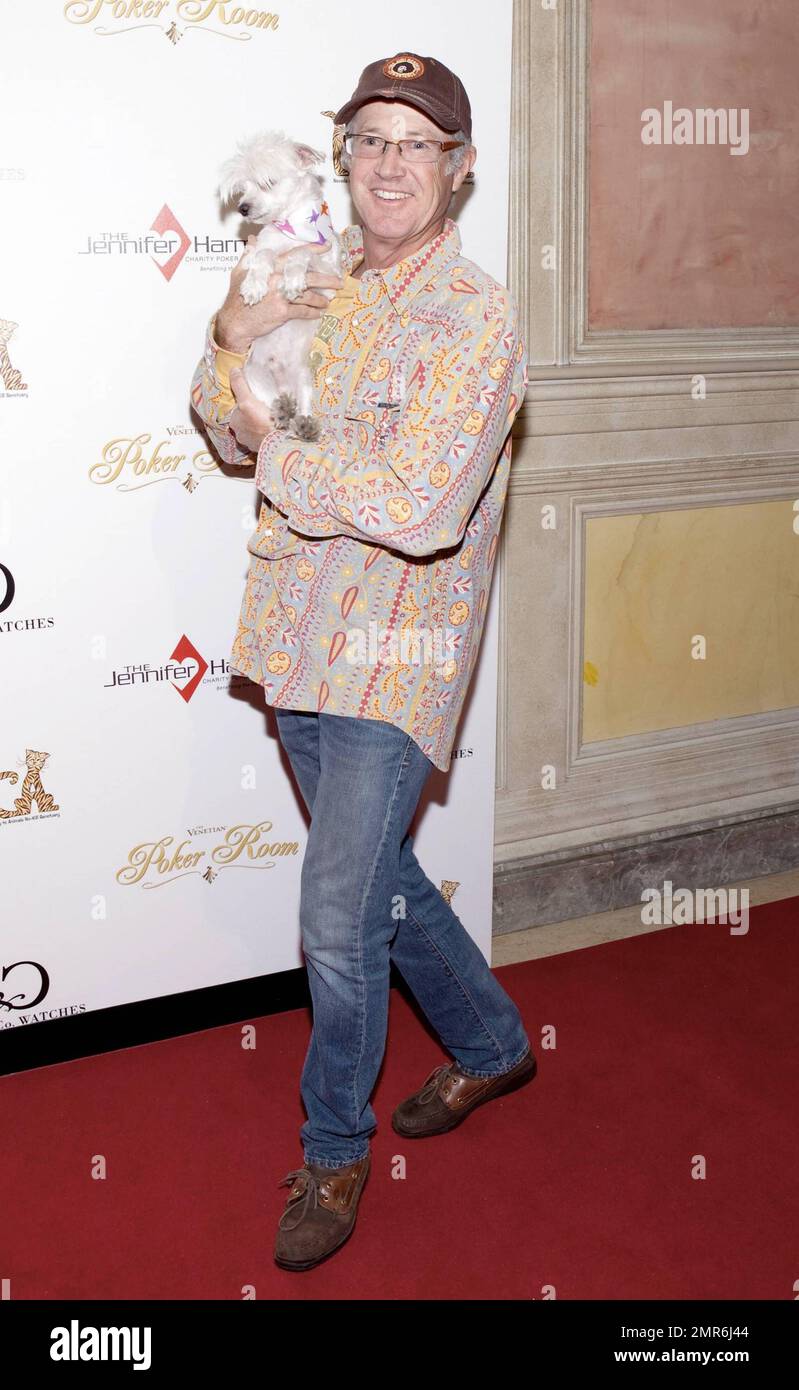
[190,52,535,1273]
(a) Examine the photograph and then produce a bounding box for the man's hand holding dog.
[227,368,277,455]
[217,234,343,454]
[215,235,343,353]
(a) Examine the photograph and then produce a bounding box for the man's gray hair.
[338,123,472,176]
[444,129,471,175]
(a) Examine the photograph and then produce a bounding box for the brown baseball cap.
[334,52,472,141]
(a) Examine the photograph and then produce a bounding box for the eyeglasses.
[344,132,465,163]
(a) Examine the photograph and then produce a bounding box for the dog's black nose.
[239,202,250,217]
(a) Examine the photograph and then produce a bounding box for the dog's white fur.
[217,130,342,440]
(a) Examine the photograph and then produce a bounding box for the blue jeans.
[273,709,531,1169]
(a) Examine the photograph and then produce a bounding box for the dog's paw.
[273,392,297,428]
[281,265,308,302]
[240,270,268,306]
[293,413,321,442]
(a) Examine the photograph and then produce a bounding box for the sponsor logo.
[79,205,244,281]
[0,960,84,1030]
[0,563,56,635]
[0,750,59,823]
[89,428,218,491]
[64,1,280,48]
[104,634,215,702]
[116,820,300,888]
[0,317,27,394]
[103,637,249,701]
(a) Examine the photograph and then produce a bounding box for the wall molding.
[518,370,799,437]
[508,446,799,490]
[493,800,799,928]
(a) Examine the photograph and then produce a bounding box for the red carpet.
[2,895,797,1300]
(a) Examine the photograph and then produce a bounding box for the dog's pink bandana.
[271,198,335,245]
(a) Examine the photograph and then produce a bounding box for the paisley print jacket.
[189,215,527,771]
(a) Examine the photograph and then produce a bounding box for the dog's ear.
[294,143,326,168]
[217,157,243,207]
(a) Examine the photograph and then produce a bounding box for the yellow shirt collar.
[339,217,462,315]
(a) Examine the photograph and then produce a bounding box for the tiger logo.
[0,749,59,817]
[0,317,27,392]
[321,112,347,178]
[439,879,460,905]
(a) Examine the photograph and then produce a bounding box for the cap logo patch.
[382,55,425,81]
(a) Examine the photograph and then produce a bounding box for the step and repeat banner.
[0,1,514,1035]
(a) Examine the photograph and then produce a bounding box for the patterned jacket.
[189,215,527,771]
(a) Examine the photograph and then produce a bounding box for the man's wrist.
[212,310,252,355]
[217,331,252,354]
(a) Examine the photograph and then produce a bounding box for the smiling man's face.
[346,99,475,268]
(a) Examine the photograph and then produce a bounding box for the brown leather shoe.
[274,1153,371,1271]
[391,1049,537,1139]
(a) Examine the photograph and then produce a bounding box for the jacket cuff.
[255,429,335,528]
[210,314,250,383]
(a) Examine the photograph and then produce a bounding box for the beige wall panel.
[582,500,799,740]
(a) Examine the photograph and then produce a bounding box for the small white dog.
[217,130,342,441]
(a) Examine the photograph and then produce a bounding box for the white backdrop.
[0,0,513,1030]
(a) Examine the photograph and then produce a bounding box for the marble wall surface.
[588,0,799,330]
